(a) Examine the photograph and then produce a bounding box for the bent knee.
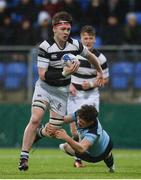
[29,115,41,128]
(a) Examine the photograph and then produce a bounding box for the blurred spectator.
[42,0,63,17]
[14,0,40,23]
[86,0,106,32]
[130,0,141,12]
[123,12,141,45]
[0,0,8,26]
[0,0,141,46]
[101,15,123,45]
[103,0,129,23]
[0,15,16,45]
[36,11,52,43]
[15,18,37,45]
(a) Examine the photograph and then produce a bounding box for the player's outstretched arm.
[55,129,91,153]
[86,51,103,76]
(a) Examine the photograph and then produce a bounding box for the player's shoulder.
[68,37,83,48]
[93,48,107,63]
[39,37,54,51]
[92,48,100,57]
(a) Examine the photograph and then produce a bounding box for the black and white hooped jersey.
[37,37,88,86]
[71,48,109,85]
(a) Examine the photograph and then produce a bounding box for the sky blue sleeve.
[83,133,97,145]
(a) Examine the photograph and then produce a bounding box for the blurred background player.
[67,25,109,167]
[18,12,104,171]
[55,105,115,173]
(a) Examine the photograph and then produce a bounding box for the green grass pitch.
[0,148,141,179]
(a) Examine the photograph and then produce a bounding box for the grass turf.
[0,148,141,179]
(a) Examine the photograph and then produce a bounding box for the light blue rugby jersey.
[72,112,110,157]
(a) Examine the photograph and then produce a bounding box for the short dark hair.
[77,105,98,122]
[80,25,96,36]
[52,11,72,26]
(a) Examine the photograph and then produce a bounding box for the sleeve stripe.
[38,60,49,63]
[78,41,84,54]
[38,47,50,59]
[38,56,49,63]
[39,47,47,53]
[101,62,108,69]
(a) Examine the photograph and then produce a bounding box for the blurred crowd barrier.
[0,45,141,104]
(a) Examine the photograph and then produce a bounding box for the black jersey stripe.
[47,50,80,61]
[78,41,84,54]
[92,49,100,57]
[38,48,50,59]
[48,66,63,71]
[73,73,96,79]
[44,78,71,86]
[79,60,91,68]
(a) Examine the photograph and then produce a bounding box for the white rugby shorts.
[32,79,69,116]
[67,89,100,114]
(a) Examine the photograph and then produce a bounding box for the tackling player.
[67,25,109,167]
[18,12,104,171]
[54,105,115,173]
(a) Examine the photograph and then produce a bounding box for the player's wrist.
[89,81,94,88]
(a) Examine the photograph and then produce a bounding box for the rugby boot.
[18,158,28,171]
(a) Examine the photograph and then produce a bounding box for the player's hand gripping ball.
[61,53,79,67]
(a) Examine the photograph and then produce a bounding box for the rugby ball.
[61,53,79,67]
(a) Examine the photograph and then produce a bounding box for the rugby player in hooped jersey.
[67,25,109,167]
[18,12,104,171]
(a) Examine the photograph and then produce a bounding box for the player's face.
[77,116,93,128]
[53,24,71,43]
[81,32,96,50]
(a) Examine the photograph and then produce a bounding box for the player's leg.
[104,151,115,173]
[59,142,76,156]
[37,86,69,137]
[18,100,48,171]
[41,110,64,137]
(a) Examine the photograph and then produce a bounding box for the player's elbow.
[77,146,86,154]
[38,68,46,81]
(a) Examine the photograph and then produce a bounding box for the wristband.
[62,71,68,77]
[89,81,94,88]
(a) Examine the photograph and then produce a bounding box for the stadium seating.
[95,36,102,48]
[78,0,89,11]
[135,12,141,24]
[111,62,134,76]
[4,76,22,90]
[111,76,128,89]
[5,62,27,90]
[0,63,5,86]
[6,62,27,77]
[110,62,134,89]
[133,76,141,89]
[133,62,141,89]
[134,62,141,74]
[34,0,43,5]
